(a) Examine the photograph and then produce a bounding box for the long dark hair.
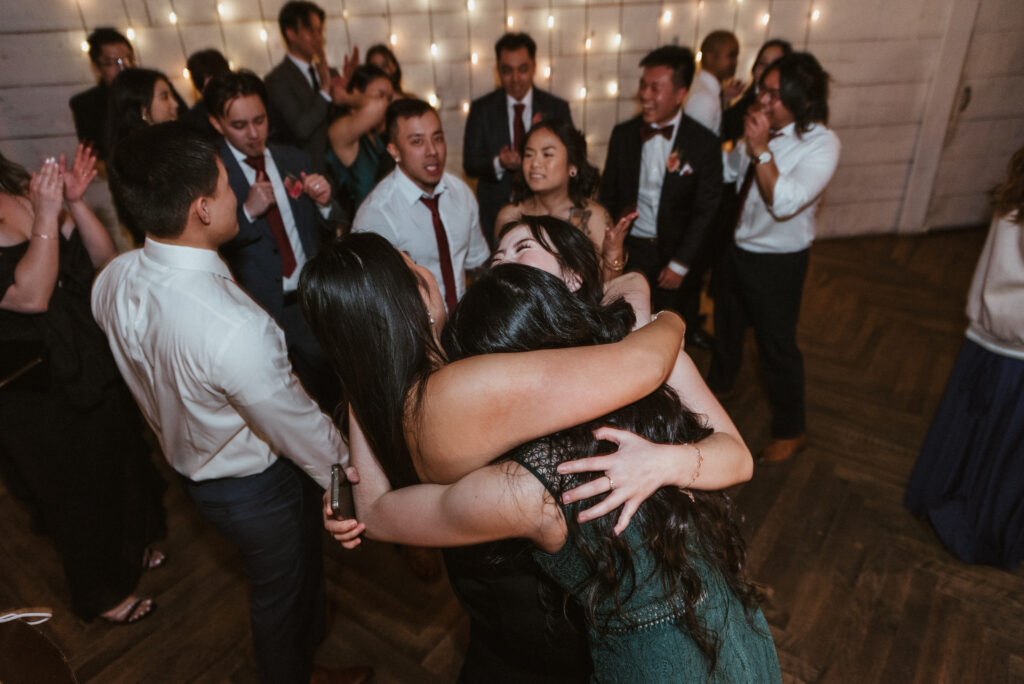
[511,120,599,207]
[765,52,830,136]
[495,215,604,308]
[992,145,1024,223]
[107,68,184,150]
[0,152,30,196]
[366,44,403,93]
[298,233,443,489]
[443,264,760,677]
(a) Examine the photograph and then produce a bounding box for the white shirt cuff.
[493,155,505,180]
[667,260,688,277]
[319,89,331,102]
[318,204,331,218]
[243,205,256,223]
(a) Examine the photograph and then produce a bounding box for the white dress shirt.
[493,88,534,180]
[91,239,345,489]
[352,167,490,305]
[633,108,683,241]
[228,142,328,293]
[287,53,331,102]
[725,121,841,254]
[684,69,722,137]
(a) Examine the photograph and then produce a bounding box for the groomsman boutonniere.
[282,172,304,199]
[666,147,695,177]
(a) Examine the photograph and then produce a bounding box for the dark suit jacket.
[599,113,722,269]
[69,83,110,159]
[463,88,572,240]
[218,142,336,325]
[264,59,332,172]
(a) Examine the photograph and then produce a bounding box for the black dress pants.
[709,244,810,438]
[624,237,702,322]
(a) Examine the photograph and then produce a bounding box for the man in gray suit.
[463,33,572,244]
[265,1,335,171]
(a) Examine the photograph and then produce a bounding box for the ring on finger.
[605,474,615,491]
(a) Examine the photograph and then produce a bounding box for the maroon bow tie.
[640,124,674,143]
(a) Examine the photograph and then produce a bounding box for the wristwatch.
[753,150,773,165]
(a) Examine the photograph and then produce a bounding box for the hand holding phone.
[329,464,356,520]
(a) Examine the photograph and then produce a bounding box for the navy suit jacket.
[218,142,336,326]
[463,88,572,239]
[265,59,333,172]
[599,113,722,268]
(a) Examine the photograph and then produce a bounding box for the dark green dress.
[513,442,782,683]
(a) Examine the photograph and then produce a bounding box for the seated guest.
[69,27,134,159]
[326,64,395,214]
[366,44,406,97]
[495,119,633,282]
[93,122,369,684]
[185,48,231,137]
[353,98,489,312]
[464,32,572,247]
[0,147,166,625]
[204,70,342,410]
[906,146,1024,570]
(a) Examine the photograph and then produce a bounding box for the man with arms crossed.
[92,123,370,684]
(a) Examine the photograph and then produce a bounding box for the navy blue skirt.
[905,338,1024,569]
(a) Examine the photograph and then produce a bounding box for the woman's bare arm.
[410,310,685,484]
[327,95,388,167]
[0,159,62,313]
[61,145,115,268]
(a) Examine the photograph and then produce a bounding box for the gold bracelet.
[680,443,703,502]
[32,232,58,240]
[604,254,626,271]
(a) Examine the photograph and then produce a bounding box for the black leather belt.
[627,235,658,246]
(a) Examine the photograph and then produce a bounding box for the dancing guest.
[0,147,166,624]
[708,52,840,464]
[93,123,369,684]
[905,146,1024,570]
[495,120,633,282]
[326,64,395,213]
[464,33,572,247]
[319,259,779,682]
[69,27,134,159]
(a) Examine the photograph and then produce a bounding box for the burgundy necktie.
[640,124,674,144]
[419,195,459,314]
[730,131,783,238]
[512,103,526,152]
[244,155,297,277]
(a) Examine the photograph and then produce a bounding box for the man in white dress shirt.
[93,123,370,684]
[708,52,841,464]
[685,30,740,138]
[354,98,490,313]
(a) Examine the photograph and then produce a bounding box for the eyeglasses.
[97,56,135,69]
[756,86,781,103]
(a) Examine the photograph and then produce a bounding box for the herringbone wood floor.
[2,227,1023,683]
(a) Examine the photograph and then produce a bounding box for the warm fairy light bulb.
[696,50,702,62]
[259,28,268,41]
[584,37,591,50]
[466,0,474,9]
[506,15,514,28]
[228,60,235,70]
[607,80,618,95]
[430,43,438,57]
[761,12,770,24]
[342,9,349,19]
[389,33,397,46]
[461,101,470,113]
[427,92,439,107]
[126,27,136,40]
[661,10,672,24]
[183,67,190,80]
[547,15,554,28]
[811,9,821,21]
[217,3,225,16]
[614,33,622,47]
[579,86,587,98]
[471,52,478,64]
[168,11,177,24]
[80,40,90,52]
[543,65,551,78]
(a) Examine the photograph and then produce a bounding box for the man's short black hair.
[278,1,325,44]
[109,122,220,240]
[639,45,696,91]
[385,98,437,143]
[203,70,269,120]
[86,27,132,65]
[766,52,831,134]
[186,49,231,93]
[494,33,537,62]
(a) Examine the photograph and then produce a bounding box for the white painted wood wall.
[1,0,1022,238]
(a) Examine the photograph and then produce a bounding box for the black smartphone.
[329,464,356,520]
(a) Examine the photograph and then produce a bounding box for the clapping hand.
[29,157,64,219]
[62,143,98,203]
[605,210,637,255]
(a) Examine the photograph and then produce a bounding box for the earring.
[428,312,435,325]
[569,167,577,177]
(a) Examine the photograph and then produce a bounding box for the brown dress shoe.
[309,665,373,684]
[758,435,807,464]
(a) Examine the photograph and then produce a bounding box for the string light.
[169,11,177,24]
[811,8,821,21]
[259,28,268,41]
[389,33,397,46]
[614,33,622,47]
[80,40,89,52]
[696,50,702,62]
[466,0,474,9]
[506,15,514,28]
[228,60,235,70]
[427,92,439,107]
[183,67,190,80]
[607,80,618,95]
[471,52,478,64]
[547,15,554,28]
[430,43,438,57]
[661,10,672,24]
[217,3,225,16]
[761,12,770,25]
[126,27,136,40]
[461,101,470,113]
[543,65,551,78]
[579,86,587,99]
[584,37,591,50]
[342,9,348,19]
